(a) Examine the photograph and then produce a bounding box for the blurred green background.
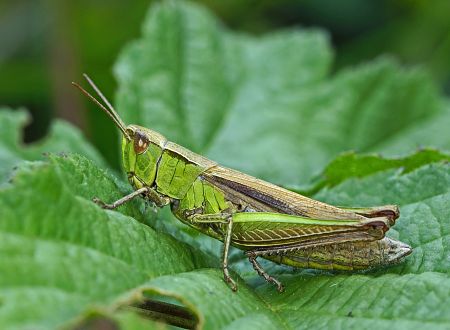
[1,0,449,170]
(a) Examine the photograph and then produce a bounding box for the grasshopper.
[73,74,412,292]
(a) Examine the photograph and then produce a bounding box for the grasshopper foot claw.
[93,197,113,209]
[223,266,238,292]
[265,274,284,292]
[274,280,285,293]
[224,275,238,292]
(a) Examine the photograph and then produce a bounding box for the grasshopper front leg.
[189,212,237,291]
[93,186,170,209]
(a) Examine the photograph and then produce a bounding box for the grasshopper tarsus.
[248,254,284,292]
[223,269,238,292]
[222,259,238,292]
[228,279,238,292]
[92,197,113,209]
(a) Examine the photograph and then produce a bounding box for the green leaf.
[0,109,107,183]
[141,269,287,330]
[302,148,450,194]
[0,154,214,329]
[75,311,168,330]
[258,273,450,329]
[113,312,167,330]
[373,102,450,156]
[115,0,449,186]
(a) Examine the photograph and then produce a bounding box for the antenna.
[72,75,131,140]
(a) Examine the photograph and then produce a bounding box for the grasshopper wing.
[204,166,398,221]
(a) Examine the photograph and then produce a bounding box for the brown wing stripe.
[208,175,301,215]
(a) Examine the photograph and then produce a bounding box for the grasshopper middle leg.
[189,212,237,291]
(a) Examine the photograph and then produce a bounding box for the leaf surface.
[0,109,106,183]
[0,154,214,329]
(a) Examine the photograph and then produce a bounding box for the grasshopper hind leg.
[247,252,284,292]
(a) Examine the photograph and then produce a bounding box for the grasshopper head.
[72,74,166,188]
[121,125,166,189]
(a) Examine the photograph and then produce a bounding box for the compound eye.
[133,131,149,154]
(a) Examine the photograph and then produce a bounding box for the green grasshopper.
[73,74,412,292]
